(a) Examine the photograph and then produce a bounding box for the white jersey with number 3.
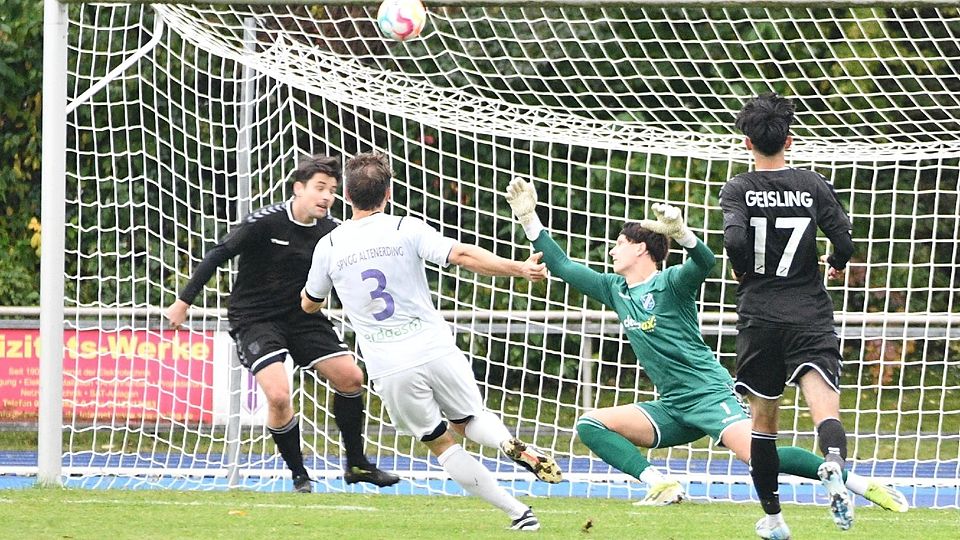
[304,213,458,379]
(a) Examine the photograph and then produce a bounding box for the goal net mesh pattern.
[58,2,958,507]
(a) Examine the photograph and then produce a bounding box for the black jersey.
[178,200,338,326]
[719,168,854,330]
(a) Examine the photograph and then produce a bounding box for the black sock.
[268,416,308,478]
[333,390,369,468]
[817,417,848,468]
[750,431,782,515]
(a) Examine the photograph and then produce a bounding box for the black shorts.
[229,313,351,375]
[734,326,842,399]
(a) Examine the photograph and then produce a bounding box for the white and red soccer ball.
[377,0,427,41]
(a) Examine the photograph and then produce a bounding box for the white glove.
[505,177,544,240]
[638,202,697,247]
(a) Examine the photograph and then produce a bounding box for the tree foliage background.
[0,0,42,305]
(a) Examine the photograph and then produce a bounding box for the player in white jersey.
[301,152,562,532]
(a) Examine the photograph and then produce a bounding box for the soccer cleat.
[509,508,540,531]
[343,463,401,487]
[292,473,313,493]
[818,462,854,530]
[501,437,563,484]
[755,516,792,540]
[863,481,909,513]
[632,480,686,506]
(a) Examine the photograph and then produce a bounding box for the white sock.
[437,444,528,519]
[639,467,668,486]
[463,411,513,449]
[765,512,787,526]
[844,471,869,495]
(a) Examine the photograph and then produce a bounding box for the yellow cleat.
[633,480,686,506]
[863,481,909,513]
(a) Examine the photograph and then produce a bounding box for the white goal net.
[45,1,959,508]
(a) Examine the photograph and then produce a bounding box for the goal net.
[47,1,959,508]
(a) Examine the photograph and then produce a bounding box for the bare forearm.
[448,244,522,277]
[300,288,325,313]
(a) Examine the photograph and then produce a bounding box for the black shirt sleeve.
[816,176,855,271]
[719,180,752,276]
[177,220,256,304]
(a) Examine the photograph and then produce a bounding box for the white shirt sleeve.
[405,217,456,268]
[304,236,334,300]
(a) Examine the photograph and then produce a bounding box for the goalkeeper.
[505,178,909,514]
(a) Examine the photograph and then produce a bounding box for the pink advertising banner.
[0,328,214,423]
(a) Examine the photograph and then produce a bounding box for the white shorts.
[371,352,483,439]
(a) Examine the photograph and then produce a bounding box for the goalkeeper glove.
[638,202,697,248]
[505,177,544,240]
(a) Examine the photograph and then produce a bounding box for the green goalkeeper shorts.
[634,389,750,449]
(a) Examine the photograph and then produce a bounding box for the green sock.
[576,417,651,480]
[778,446,848,482]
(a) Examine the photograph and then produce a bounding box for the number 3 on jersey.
[749,217,811,276]
[361,268,395,321]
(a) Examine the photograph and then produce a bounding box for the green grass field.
[2,487,957,540]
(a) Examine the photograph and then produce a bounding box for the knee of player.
[575,414,606,440]
[334,366,364,392]
[325,360,364,392]
[265,390,293,412]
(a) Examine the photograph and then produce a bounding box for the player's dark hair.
[734,93,795,156]
[290,154,342,186]
[344,151,393,211]
[621,223,668,264]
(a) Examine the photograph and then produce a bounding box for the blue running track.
[1,452,956,508]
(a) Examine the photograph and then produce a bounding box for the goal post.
[38,0,69,487]
[37,0,960,507]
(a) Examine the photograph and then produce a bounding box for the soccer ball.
[377,0,427,41]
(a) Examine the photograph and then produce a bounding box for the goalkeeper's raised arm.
[504,177,611,306]
[505,178,714,299]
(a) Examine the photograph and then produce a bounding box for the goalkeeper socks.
[463,411,513,449]
[750,431,782,515]
[778,445,829,481]
[333,390,369,468]
[576,416,653,481]
[777,446,869,494]
[437,444,528,520]
[816,417,848,469]
[268,416,308,478]
[639,466,668,486]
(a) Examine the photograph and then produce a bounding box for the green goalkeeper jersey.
[532,231,734,409]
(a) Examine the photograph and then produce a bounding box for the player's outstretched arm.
[166,246,232,329]
[638,203,697,247]
[165,238,239,330]
[639,203,715,290]
[505,177,544,241]
[505,177,616,306]
[448,243,547,281]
